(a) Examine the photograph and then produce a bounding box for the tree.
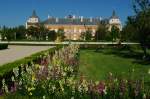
[85,29,92,41]
[1,26,14,41]
[95,23,108,41]
[80,29,93,41]
[0,27,2,40]
[27,26,39,40]
[128,0,150,58]
[80,32,86,41]
[38,25,49,40]
[56,29,65,42]
[121,19,138,42]
[15,25,26,40]
[110,25,120,42]
[47,30,57,41]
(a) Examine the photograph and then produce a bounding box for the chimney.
[100,17,102,21]
[56,18,59,23]
[81,16,83,22]
[90,17,93,22]
[73,15,76,19]
[48,14,50,19]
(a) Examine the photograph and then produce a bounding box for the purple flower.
[119,79,126,96]
[97,81,105,95]
[134,80,141,97]
[0,89,3,96]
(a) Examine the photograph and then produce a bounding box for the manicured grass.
[79,48,150,82]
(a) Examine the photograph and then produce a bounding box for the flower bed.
[0,44,8,50]
[0,45,149,99]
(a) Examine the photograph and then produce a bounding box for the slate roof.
[42,17,101,25]
[110,10,119,19]
[30,10,39,18]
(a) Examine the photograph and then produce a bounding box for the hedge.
[0,44,8,50]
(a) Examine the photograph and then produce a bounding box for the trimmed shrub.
[0,44,8,50]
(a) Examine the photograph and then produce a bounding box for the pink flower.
[0,89,3,96]
[97,81,105,95]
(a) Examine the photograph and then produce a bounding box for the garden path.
[0,45,53,66]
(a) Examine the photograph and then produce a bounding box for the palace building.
[26,10,122,40]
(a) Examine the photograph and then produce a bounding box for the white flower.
[132,68,135,72]
[71,97,74,99]
[78,85,82,92]
[114,78,118,82]
[84,86,88,92]
[13,68,19,77]
[2,79,5,86]
[19,80,22,86]
[5,85,9,93]
[11,76,15,82]
[62,72,66,77]
[95,81,99,85]
[148,69,150,75]
[52,85,56,92]
[103,87,107,95]
[43,95,46,99]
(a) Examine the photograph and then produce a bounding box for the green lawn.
[79,48,150,82]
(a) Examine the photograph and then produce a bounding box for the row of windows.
[49,29,96,33]
[109,19,120,24]
[28,18,39,23]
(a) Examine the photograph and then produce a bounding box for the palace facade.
[26,10,122,40]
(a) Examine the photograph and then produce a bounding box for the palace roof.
[110,10,119,19]
[42,17,102,25]
[30,10,39,18]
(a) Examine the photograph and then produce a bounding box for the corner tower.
[109,10,122,31]
[26,10,40,29]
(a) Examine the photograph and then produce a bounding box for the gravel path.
[0,45,53,66]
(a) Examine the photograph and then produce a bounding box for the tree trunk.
[141,43,147,60]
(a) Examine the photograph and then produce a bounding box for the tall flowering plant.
[8,45,80,97]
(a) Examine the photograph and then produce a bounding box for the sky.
[0,0,134,27]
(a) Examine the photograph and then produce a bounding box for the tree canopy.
[95,23,108,41]
[123,0,150,57]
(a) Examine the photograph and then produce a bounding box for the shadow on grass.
[95,47,150,65]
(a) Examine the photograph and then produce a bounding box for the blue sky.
[0,0,134,27]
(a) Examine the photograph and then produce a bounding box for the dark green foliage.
[85,29,92,41]
[121,20,138,42]
[38,25,49,40]
[57,28,65,41]
[81,29,93,41]
[15,26,26,40]
[124,0,150,57]
[0,26,26,41]
[95,23,108,41]
[0,44,8,50]
[27,26,39,40]
[110,25,120,42]
[47,30,57,41]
